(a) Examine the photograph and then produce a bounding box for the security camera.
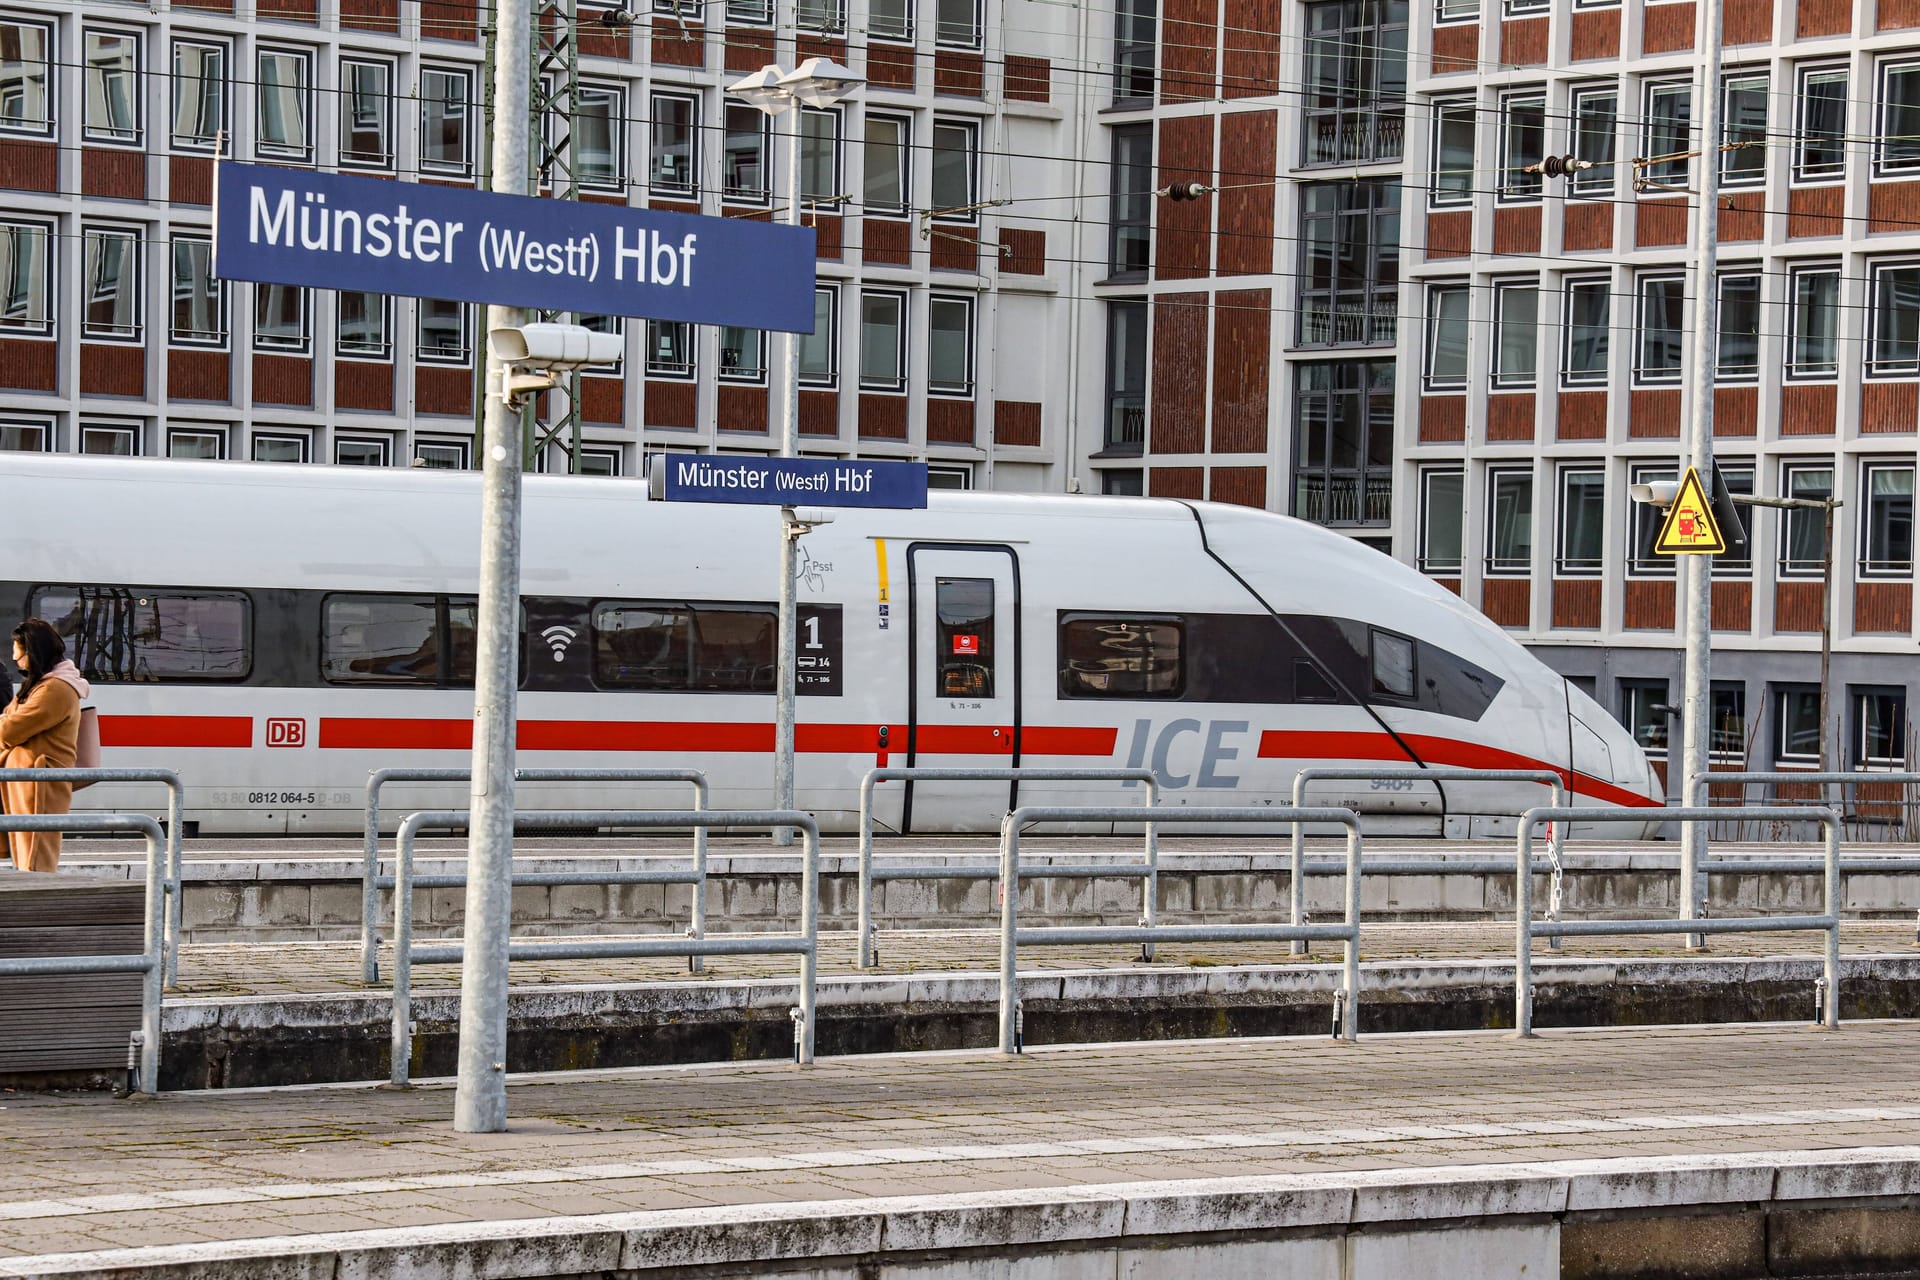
[488,323,623,408]
[788,506,836,528]
[1630,479,1681,508]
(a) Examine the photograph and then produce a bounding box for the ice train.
[0,455,1663,836]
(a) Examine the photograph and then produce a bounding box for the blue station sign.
[650,456,929,510]
[211,161,818,332]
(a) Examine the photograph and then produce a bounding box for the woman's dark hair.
[12,617,64,702]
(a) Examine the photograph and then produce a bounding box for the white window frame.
[82,27,141,146]
[1435,0,1478,21]
[81,223,142,344]
[80,421,140,456]
[1492,278,1539,389]
[1424,281,1470,389]
[0,418,51,452]
[170,234,226,349]
[1793,64,1847,184]
[928,464,973,489]
[419,64,473,177]
[414,437,470,469]
[1561,275,1610,387]
[1778,459,1835,579]
[718,325,767,384]
[254,283,312,354]
[799,285,839,387]
[1853,687,1909,770]
[334,435,393,467]
[416,297,470,365]
[649,90,699,198]
[1869,260,1920,379]
[572,82,625,192]
[1555,463,1606,577]
[864,112,911,216]
[1859,458,1916,579]
[1642,81,1692,188]
[335,290,391,359]
[252,431,309,463]
[256,46,315,163]
[0,218,54,338]
[1877,59,1920,177]
[858,288,908,392]
[1485,466,1534,576]
[1430,99,1475,207]
[935,0,982,48]
[1568,85,1616,198]
[723,102,769,204]
[1634,273,1686,386]
[1787,263,1841,381]
[646,318,695,379]
[928,294,975,396]
[1716,270,1762,382]
[1498,92,1545,202]
[0,17,53,138]
[1720,70,1768,189]
[170,38,227,153]
[337,55,394,171]
[1418,467,1465,575]
[167,425,226,459]
[930,118,979,220]
[1628,462,1678,577]
[578,446,623,475]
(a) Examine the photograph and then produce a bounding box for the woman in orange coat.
[0,618,91,872]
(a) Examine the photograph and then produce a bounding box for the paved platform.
[5,1023,1920,1275]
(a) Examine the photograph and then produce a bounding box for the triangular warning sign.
[1654,467,1727,555]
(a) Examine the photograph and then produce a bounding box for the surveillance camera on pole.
[1629,479,1681,508]
[488,323,623,407]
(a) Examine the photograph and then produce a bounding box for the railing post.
[138,819,164,1095]
[1822,810,1841,1029]
[389,813,425,1088]
[997,811,1020,1055]
[856,770,882,969]
[1515,812,1537,1038]
[1339,817,1360,1042]
[1546,778,1566,952]
[1139,778,1160,961]
[689,776,708,975]
[1289,772,1309,956]
[163,775,184,991]
[798,816,819,1063]
[362,770,386,985]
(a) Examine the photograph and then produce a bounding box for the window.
[1562,276,1610,385]
[577,85,623,189]
[339,58,392,169]
[796,0,845,32]
[252,432,308,463]
[871,0,912,40]
[723,104,768,202]
[1880,61,1920,174]
[336,291,390,358]
[420,66,471,176]
[255,284,309,353]
[170,237,224,347]
[647,319,693,377]
[1721,72,1767,187]
[415,438,469,470]
[1493,280,1538,387]
[322,595,476,687]
[935,578,993,696]
[859,290,906,391]
[1718,273,1761,380]
[256,49,312,161]
[1106,299,1147,450]
[0,221,50,336]
[1569,86,1616,197]
[1860,460,1915,577]
[592,601,775,692]
[167,426,225,459]
[931,119,977,215]
[1425,283,1469,387]
[650,92,696,196]
[799,287,838,386]
[1430,101,1474,205]
[1556,466,1605,575]
[81,422,138,455]
[1871,263,1920,377]
[1419,468,1464,574]
[1853,687,1908,769]
[171,40,225,151]
[1775,684,1822,766]
[1629,463,1677,575]
[1298,180,1400,346]
[1500,93,1545,199]
[800,108,839,203]
[1293,360,1393,527]
[1102,469,1144,496]
[1779,461,1833,577]
[1790,266,1840,378]
[0,419,48,451]
[579,448,622,476]
[417,298,468,364]
[0,19,52,136]
[1060,615,1182,698]
[33,587,250,683]
[1636,275,1684,383]
[84,30,139,144]
[929,295,974,395]
[1487,468,1533,574]
[336,436,391,466]
[1718,463,1755,574]
[1619,678,1670,755]
[1437,0,1477,20]
[1643,82,1691,187]
[719,326,766,383]
[1109,124,1152,277]
[1370,629,1416,699]
[1301,0,1407,167]
[928,465,972,489]
[82,227,140,342]
[936,0,981,46]
[1114,0,1155,102]
[864,114,909,214]
[1795,67,1847,182]
[727,0,772,22]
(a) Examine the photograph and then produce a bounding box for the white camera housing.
[488,323,624,372]
[1629,479,1681,508]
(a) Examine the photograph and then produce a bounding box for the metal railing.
[388,808,820,1088]
[0,812,165,1094]
[998,805,1365,1053]
[1514,805,1842,1037]
[360,768,710,983]
[855,767,1161,969]
[5,768,184,988]
[1290,767,1569,953]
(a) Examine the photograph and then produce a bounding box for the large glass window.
[1500,93,1545,199]
[83,30,139,144]
[1293,360,1393,527]
[1854,687,1908,769]
[1775,684,1822,766]
[256,49,312,161]
[799,287,837,386]
[1880,61,1920,174]
[871,0,912,39]
[936,0,981,46]
[1570,86,1616,197]
[859,290,906,391]
[1301,0,1407,167]
[1431,101,1475,206]
[34,588,250,683]
[1493,280,1538,387]
[1425,283,1469,387]
[576,85,623,190]
[82,227,140,342]
[1795,67,1847,182]
[1643,82,1691,187]
[935,579,993,697]
[863,113,908,213]
[929,295,974,395]
[255,284,309,353]
[1871,263,1920,376]
[1718,272,1761,380]
[1636,275,1685,383]
[1861,461,1916,577]
[1419,468,1465,574]
[1487,468,1533,574]
[1060,615,1182,699]
[322,595,476,687]
[796,0,844,31]
[1779,461,1834,577]
[171,40,225,151]
[719,325,766,382]
[1298,180,1400,346]
[338,58,392,169]
[1721,71,1767,186]
[724,103,768,201]
[1790,266,1840,378]
[0,222,50,336]
[1557,466,1605,575]
[931,118,977,214]
[0,20,52,136]
[1563,276,1610,385]
[420,66,470,176]
[646,318,693,377]
[1105,298,1147,450]
[1619,678,1671,756]
[1109,124,1152,277]
[1114,0,1155,101]
[337,291,390,358]
[650,91,696,196]
[170,237,223,347]
[592,602,775,692]
[800,108,839,203]
[417,298,468,364]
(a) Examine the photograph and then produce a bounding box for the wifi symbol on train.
[540,625,577,663]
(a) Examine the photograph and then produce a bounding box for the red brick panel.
[1431,23,1479,75]
[858,394,908,440]
[1624,578,1676,630]
[1425,211,1471,260]
[1210,288,1269,454]
[1487,392,1536,442]
[796,35,847,61]
[334,360,392,412]
[414,365,470,416]
[0,339,56,392]
[1156,117,1215,281]
[863,42,914,90]
[1882,0,1920,29]
[928,223,978,272]
[1499,16,1547,65]
[170,156,212,207]
[926,398,974,444]
[652,23,706,69]
[812,213,843,261]
[1209,466,1266,508]
[420,0,478,40]
[994,400,1042,447]
[1714,385,1757,437]
[1869,181,1920,234]
[998,228,1045,275]
[340,0,400,32]
[1636,198,1689,248]
[1493,206,1541,256]
[1718,193,1763,243]
[645,380,698,428]
[1160,0,1218,103]
[1420,395,1466,443]
[1712,580,1752,632]
[863,218,912,268]
[1862,381,1919,434]
[168,349,229,403]
[253,354,313,407]
[1217,111,1276,277]
[799,389,838,436]
[1221,0,1281,98]
[1150,294,1209,454]
[1481,578,1530,628]
[0,139,56,194]
[1553,580,1601,630]
[78,344,142,398]
[1642,1,1695,51]
[726,29,777,74]
[1798,0,1851,35]
[1563,202,1613,252]
[82,149,145,201]
[1725,0,1772,42]
[267,0,318,20]
[1004,55,1050,102]
[1432,578,1463,596]
[933,50,984,98]
[1775,581,1824,632]
[1630,388,1683,438]
[1570,7,1620,58]
[173,0,233,11]
[1855,581,1914,633]
[717,384,767,434]
[1558,390,1607,440]
[1149,466,1205,498]
[1781,382,1838,435]
[1789,186,1845,239]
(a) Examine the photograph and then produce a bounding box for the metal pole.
[997,811,1019,1054]
[1678,0,1726,953]
[163,779,182,990]
[1515,814,1536,1037]
[771,110,804,847]
[1289,773,1307,956]
[138,820,163,1094]
[1819,500,1836,783]
[454,0,530,1132]
[1822,811,1840,1028]
[1339,823,1359,1042]
[857,772,878,967]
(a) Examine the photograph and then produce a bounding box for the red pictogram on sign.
[952,634,980,655]
[266,718,307,748]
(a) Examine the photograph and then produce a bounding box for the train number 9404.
[1367,778,1419,792]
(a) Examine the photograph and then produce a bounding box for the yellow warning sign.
[1653,467,1726,555]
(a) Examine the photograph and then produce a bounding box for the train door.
[903,545,1021,832]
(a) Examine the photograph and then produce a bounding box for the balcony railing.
[1106,397,1145,451]
[1298,299,1397,348]
[1303,109,1405,168]
[1295,472,1392,526]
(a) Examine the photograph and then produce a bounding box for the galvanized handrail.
[1514,805,1843,1036]
[388,808,819,1088]
[855,767,1160,969]
[998,805,1365,1053]
[360,768,710,983]
[1289,767,1570,955]
[0,812,165,1094]
[0,768,185,989]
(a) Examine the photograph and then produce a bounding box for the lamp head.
[779,56,864,107]
[725,63,792,115]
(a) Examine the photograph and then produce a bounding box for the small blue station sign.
[649,456,929,510]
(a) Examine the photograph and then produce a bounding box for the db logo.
[266,718,306,748]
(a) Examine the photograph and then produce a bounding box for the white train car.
[0,455,1661,836]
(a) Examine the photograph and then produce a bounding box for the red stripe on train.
[100,715,253,749]
[318,718,1118,755]
[1255,729,1661,810]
